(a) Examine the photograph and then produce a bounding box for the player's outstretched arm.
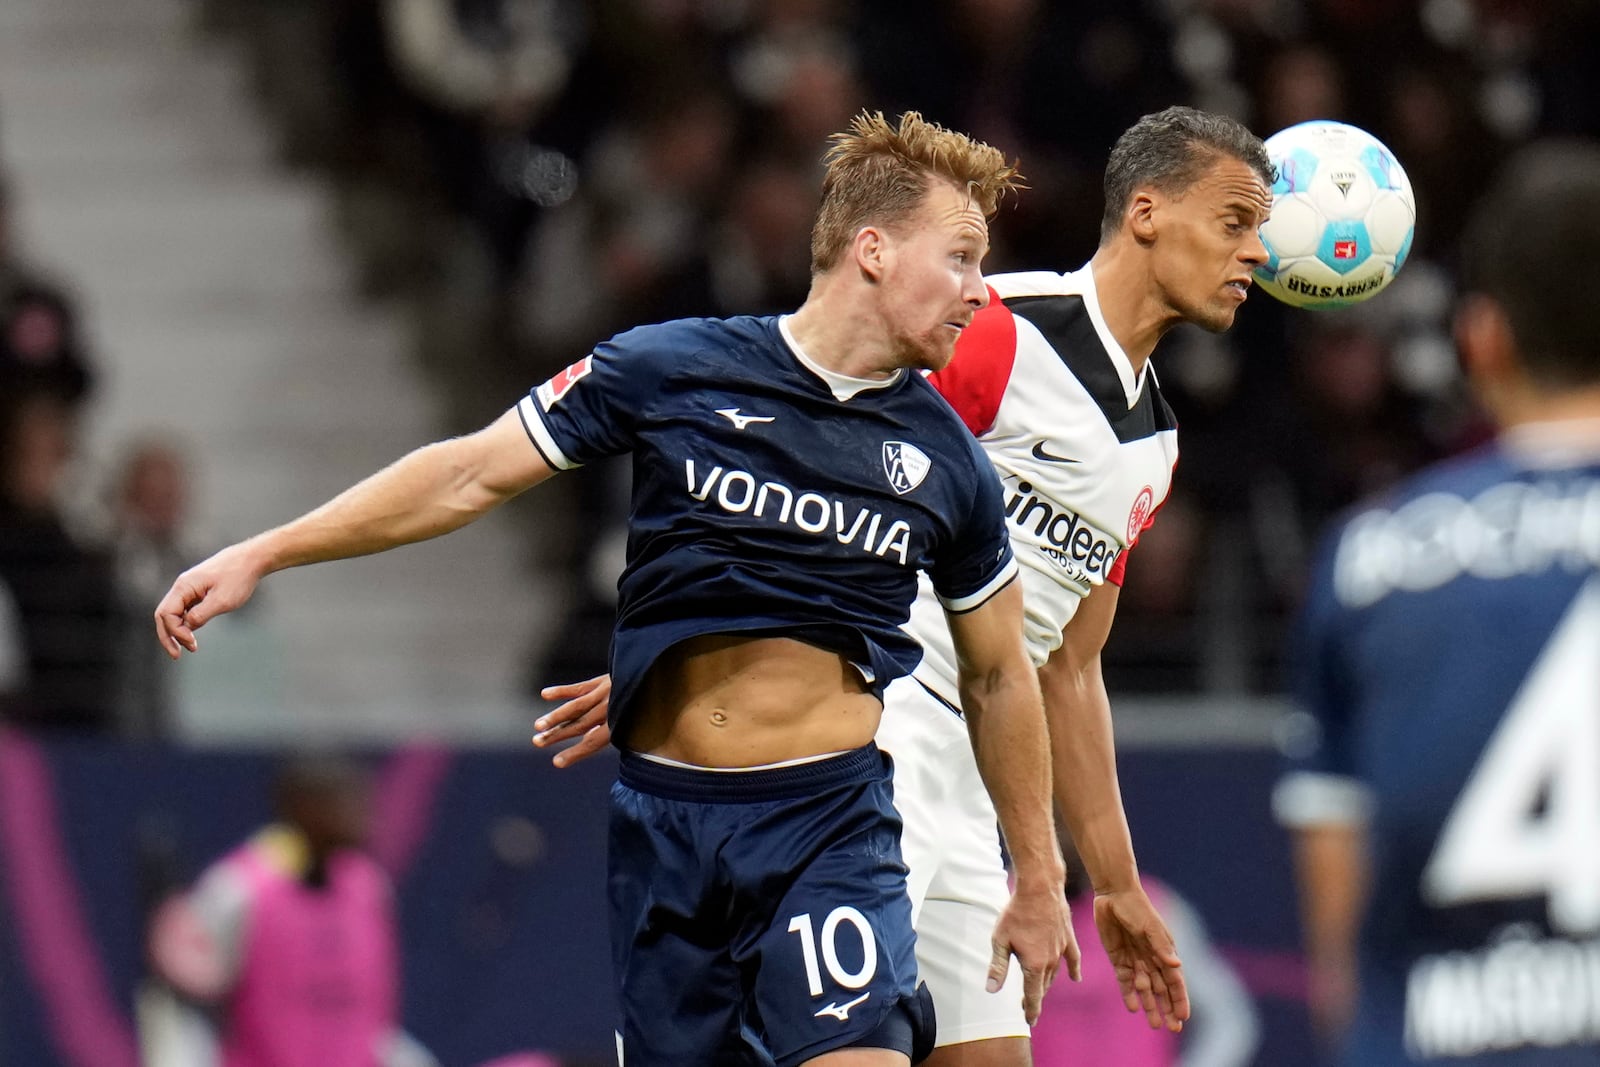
[155,409,555,658]
[1040,581,1189,1032]
[946,579,1074,1024]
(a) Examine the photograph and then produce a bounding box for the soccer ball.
[1253,121,1416,309]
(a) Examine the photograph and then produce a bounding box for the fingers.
[1132,930,1186,1030]
[535,676,613,765]
[1121,978,1143,1015]
[551,725,609,769]
[1162,962,1191,1029]
[153,587,201,658]
[991,945,1063,1026]
[1142,960,1169,1029]
[1113,956,1157,1021]
[154,613,188,658]
[1144,927,1190,1028]
[531,707,602,747]
[537,674,608,705]
[1062,925,1083,983]
[533,691,606,737]
[986,939,1010,995]
[1022,968,1045,1026]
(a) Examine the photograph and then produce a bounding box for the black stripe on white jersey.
[1005,294,1178,444]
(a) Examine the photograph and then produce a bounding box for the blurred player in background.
[538,105,1275,1065]
[1274,140,1600,1064]
[146,756,437,1067]
[154,111,1074,1066]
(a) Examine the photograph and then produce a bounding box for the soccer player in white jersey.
[154,112,1076,1067]
[537,106,1275,1065]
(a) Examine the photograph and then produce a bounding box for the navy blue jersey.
[1275,434,1600,1064]
[520,315,1017,738]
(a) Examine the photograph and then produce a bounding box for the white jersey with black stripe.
[905,265,1180,705]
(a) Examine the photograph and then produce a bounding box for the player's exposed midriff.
[624,634,883,768]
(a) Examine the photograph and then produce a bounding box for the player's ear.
[1127,191,1158,244]
[1455,293,1522,420]
[853,225,888,282]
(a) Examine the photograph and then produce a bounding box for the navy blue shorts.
[609,743,935,1066]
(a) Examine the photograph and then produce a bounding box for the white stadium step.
[0,0,551,741]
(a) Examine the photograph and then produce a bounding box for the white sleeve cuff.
[516,395,577,470]
[938,557,1019,614]
[1272,771,1375,828]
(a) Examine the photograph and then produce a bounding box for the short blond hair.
[811,111,1023,274]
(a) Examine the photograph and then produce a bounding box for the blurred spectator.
[860,0,1182,267]
[0,283,93,407]
[1273,320,1439,539]
[105,441,203,739]
[385,0,584,290]
[729,5,863,167]
[662,157,816,320]
[0,176,94,409]
[0,392,117,732]
[1254,41,1347,134]
[1102,490,1208,694]
[0,172,44,302]
[147,755,438,1067]
[0,569,24,707]
[1033,830,1261,1066]
[520,86,736,370]
[1381,62,1488,259]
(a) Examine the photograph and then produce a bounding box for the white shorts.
[878,674,1029,1046]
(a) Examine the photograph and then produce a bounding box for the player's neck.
[1088,246,1166,376]
[788,286,904,381]
[1496,383,1600,435]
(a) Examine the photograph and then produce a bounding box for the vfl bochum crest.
[883,442,931,495]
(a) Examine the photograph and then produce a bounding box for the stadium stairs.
[0,0,552,743]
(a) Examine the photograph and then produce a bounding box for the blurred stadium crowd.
[4,0,1599,737]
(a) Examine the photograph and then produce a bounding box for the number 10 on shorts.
[787,907,879,995]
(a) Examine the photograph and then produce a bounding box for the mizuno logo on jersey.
[715,407,776,430]
[685,459,913,564]
[1004,479,1119,580]
[814,992,871,1021]
[883,442,931,494]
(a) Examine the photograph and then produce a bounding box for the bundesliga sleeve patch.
[537,354,594,411]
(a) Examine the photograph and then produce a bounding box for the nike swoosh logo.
[716,407,777,430]
[814,991,871,1021]
[1030,441,1079,464]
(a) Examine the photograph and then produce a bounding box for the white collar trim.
[1075,264,1145,409]
[778,315,904,400]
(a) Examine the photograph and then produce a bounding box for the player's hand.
[988,876,1075,1025]
[534,674,612,768]
[153,542,268,659]
[1093,885,1189,1031]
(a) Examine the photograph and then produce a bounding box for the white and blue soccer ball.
[1254,120,1416,309]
